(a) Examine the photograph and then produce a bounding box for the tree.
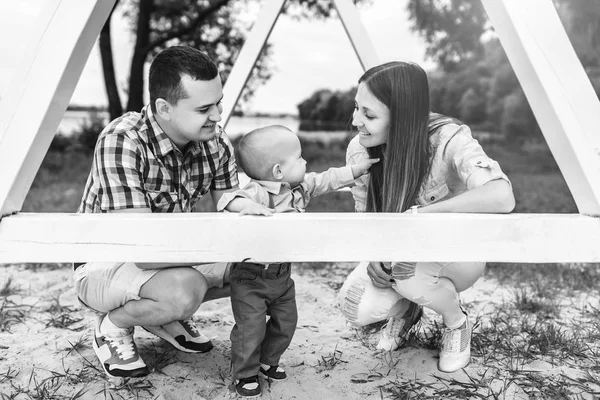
[99,1,122,120]
[406,0,600,143]
[406,0,488,72]
[100,0,367,120]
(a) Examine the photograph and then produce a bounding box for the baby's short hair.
[237,125,292,180]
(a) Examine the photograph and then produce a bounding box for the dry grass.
[3,135,600,398]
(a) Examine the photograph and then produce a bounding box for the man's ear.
[272,164,284,180]
[155,98,171,120]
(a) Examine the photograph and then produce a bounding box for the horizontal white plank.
[0,213,599,263]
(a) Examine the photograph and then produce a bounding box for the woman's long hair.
[362,62,431,213]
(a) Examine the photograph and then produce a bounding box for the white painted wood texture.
[481,0,600,216]
[1,213,599,263]
[332,0,380,70]
[0,0,116,217]
[221,0,379,127]
[220,0,287,128]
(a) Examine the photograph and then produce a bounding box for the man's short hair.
[149,46,219,113]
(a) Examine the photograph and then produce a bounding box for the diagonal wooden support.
[1,213,600,263]
[0,0,116,218]
[221,0,379,127]
[481,0,600,217]
[220,0,287,127]
[332,0,379,70]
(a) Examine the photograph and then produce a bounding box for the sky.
[0,0,432,116]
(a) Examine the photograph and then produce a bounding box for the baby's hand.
[351,155,380,178]
[238,202,273,216]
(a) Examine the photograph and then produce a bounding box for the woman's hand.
[350,154,380,179]
[366,262,394,288]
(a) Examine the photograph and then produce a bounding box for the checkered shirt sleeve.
[94,132,150,210]
[210,132,238,190]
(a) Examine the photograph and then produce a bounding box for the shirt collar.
[254,179,291,195]
[142,105,176,157]
[142,105,201,158]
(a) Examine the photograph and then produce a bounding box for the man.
[74,46,257,379]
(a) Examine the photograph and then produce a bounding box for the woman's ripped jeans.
[338,261,485,328]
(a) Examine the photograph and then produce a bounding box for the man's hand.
[366,261,394,288]
[351,155,380,178]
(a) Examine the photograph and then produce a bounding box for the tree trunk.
[99,1,122,120]
[126,0,153,112]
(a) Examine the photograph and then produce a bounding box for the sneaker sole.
[438,357,471,373]
[142,326,213,353]
[235,388,262,398]
[258,370,287,381]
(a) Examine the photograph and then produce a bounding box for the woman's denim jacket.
[346,113,511,212]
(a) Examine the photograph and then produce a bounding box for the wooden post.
[220,0,287,128]
[481,0,600,216]
[332,0,380,70]
[0,0,116,218]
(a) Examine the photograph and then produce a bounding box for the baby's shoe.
[235,375,261,397]
[259,363,287,381]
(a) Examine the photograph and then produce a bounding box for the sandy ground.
[0,263,597,400]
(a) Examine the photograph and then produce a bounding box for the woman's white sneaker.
[438,317,472,373]
[376,302,422,351]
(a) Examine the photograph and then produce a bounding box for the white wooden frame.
[221,0,380,125]
[480,0,600,217]
[0,0,117,217]
[1,0,599,264]
[1,213,600,263]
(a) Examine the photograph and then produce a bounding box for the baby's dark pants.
[230,261,298,380]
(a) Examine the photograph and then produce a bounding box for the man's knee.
[165,268,209,318]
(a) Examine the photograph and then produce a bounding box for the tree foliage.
[406,0,488,72]
[298,0,600,143]
[100,0,366,120]
[297,88,356,131]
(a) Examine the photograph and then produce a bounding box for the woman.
[338,62,515,373]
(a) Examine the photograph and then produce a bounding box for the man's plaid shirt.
[78,105,238,213]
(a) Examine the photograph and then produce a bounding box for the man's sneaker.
[259,363,287,381]
[142,318,213,353]
[235,375,261,397]
[438,316,472,373]
[376,302,423,351]
[92,316,149,378]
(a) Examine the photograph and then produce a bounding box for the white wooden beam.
[332,0,380,70]
[1,213,600,263]
[0,0,115,217]
[481,0,600,216]
[221,0,287,128]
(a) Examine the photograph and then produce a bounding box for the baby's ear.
[272,164,284,180]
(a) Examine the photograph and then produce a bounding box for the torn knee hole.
[391,262,416,280]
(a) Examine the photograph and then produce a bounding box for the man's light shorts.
[73,262,229,313]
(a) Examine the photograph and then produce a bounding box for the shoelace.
[382,317,404,338]
[441,327,463,353]
[182,319,200,336]
[107,331,136,360]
